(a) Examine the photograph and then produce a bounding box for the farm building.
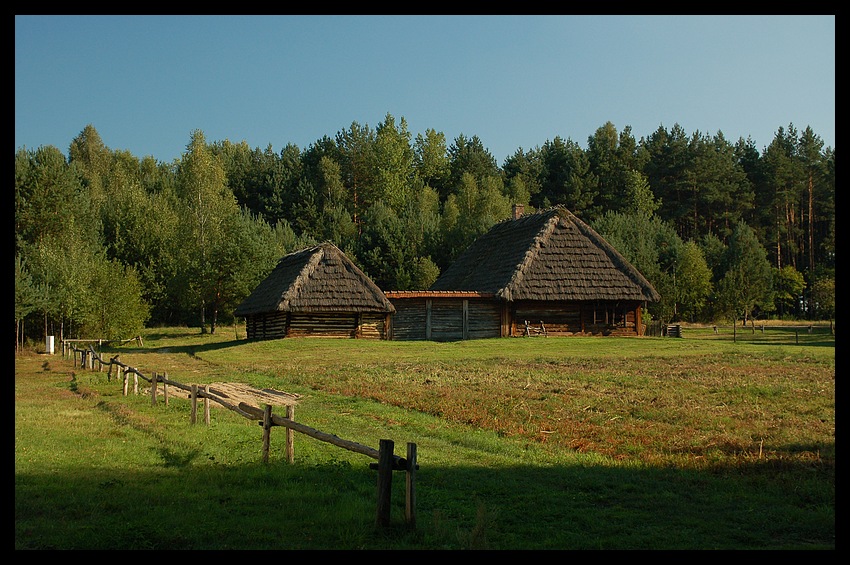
[235,242,395,340]
[386,205,660,340]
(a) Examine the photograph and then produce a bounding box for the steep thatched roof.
[234,242,395,317]
[430,206,661,303]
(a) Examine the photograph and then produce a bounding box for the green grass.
[15,325,834,549]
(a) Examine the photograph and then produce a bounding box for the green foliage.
[592,211,684,322]
[717,221,774,321]
[356,202,410,290]
[675,241,713,321]
[374,113,414,210]
[77,256,150,339]
[15,145,87,253]
[809,275,835,320]
[773,265,806,316]
[623,169,660,218]
[15,254,40,322]
[410,256,441,289]
[414,128,451,197]
[13,118,835,343]
[175,130,242,331]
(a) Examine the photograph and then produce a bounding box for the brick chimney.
[512,204,525,220]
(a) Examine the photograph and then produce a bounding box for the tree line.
[15,115,835,346]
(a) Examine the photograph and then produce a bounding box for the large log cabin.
[386,206,660,340]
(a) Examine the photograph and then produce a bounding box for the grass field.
[15,324,835,550]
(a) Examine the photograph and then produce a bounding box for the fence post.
[151,372,158,406]
[133,371,138,395]
[262,404,272,464]
[285,405,295,463]
[121,366,128,396]
[190,385,198,424]
[375,439,394,528]
[163,372,169,406]
[405,442,417,528]
[204,384,211,426]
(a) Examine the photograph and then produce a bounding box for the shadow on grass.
[15,441,834,550]
[685,326,836,348]
[101,338,250,358]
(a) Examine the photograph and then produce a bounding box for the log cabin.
[235,242,395,339]
[386,205,660,340]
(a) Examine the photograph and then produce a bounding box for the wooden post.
[151,372,158,406]
[133,371,138,395]
[190,385,198,425]
[376,439,394,528]
[405,442,417,528]
[262,404,272,464]
[285,404,295,463]
[163,372,169,406]
[204,384,211,426]
[121,366,128,396]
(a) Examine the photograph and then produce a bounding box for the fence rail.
[64,341,417,529]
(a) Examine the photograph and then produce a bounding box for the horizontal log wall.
[390,297,644,340]
[512,300,642,336]
[246,311,288,340]
[430,299,464,341]
[358,313,388,340]
[513,301,582,335]
[389,299,428,340]
[288,313,357,338]
[246,311,388,339]
[466,301,502,340]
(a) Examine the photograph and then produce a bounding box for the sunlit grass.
[16,325,834,549]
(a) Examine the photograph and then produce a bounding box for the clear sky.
[15,15,835,166]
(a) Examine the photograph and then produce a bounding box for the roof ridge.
[499,210,559,301]
[280,245,325,311]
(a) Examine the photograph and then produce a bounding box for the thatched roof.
[430,206,661,303]
[234,242,395,317]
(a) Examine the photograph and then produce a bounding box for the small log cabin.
[387,205,660,340]
[235,242,395,340]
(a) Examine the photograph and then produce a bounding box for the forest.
[14,114,835,346]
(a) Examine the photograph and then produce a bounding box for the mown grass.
[15,324,834,550]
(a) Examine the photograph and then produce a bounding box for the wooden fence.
[64,342,418,529]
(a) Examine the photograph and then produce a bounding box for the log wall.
[388,297,502,341]
[511,300,643,336]
[387,296,647,341]
[245,311,388,340]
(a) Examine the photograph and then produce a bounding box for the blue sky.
[15,15,835,166]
